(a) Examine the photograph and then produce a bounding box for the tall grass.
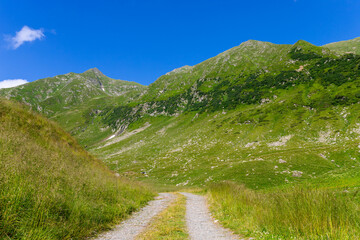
[0,99,155,239]
[208,182,360,239]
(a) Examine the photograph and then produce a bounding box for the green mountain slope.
[0,99,154,239]
[94,39,342,136]
[2,37,360,240]
[324,37,360,55]
[142,40,292,101]
[3,38,360,191]
[141,40,335,102]
[90,98,360,189]
[0,68,147,146]
[88,39,360,190]
[0,68,145,116]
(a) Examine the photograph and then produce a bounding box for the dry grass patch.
[136,193,188,240]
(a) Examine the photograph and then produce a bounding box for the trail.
[95,192,239,240]
[181,192,239,240]
[94,193,175,240]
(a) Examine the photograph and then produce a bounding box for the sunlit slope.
[0,68,147,146]
[90,80,360,189]
[324,37,360,55]
[2,38,360,191]
[0,68,145,116]
[85,39,360,189]
[95,40,340,137]
[141,40,333,101]
[0,38,354,148]
[0,99,154,239]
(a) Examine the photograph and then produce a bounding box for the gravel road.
[181,192,239,240]
[95,193,175,240]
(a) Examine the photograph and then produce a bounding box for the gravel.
[181,192,239,240]
[94,192,175,240]
[95,192,240,239]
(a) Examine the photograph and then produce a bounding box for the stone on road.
[181,192,239,240]
[95,192,175,240]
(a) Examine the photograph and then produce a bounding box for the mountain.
[324,37,360,55]
[94,39,341,134]
[0,98,153,239]
[2,37,360,240]
[141,40,335,102]
[88,38,360,189]
[0,68,147,145]
[0,67,145,116]
[2,38,360,190]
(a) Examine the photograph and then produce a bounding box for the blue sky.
[0,0,360,86]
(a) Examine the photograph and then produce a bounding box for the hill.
[0,68,147,146]
[2,37,360,239]
[324,37,360,55]
[2,37,360,190]
[0,99,154,239]
[85,38,360,190]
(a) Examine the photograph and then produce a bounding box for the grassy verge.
[0,99,155,240]
[136,193,188,240]
[208,181,360,239]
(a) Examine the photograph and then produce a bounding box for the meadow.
[0,99,154,239]
[208,182,360,239]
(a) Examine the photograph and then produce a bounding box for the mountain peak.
[84,67,105,76]
[240,40,261,46]
[292,40,317,49]
[239,40,272,47]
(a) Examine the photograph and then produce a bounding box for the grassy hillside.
[90,98,360,189]
[0,99,154,239]
[0,68,147,146]
[0,38,355,148]
[1,37,360,239]
[89,43,360,190]
[90,40,340,139]
[140,40,335,102]
[324,37,360,55]
[2,38,360,190]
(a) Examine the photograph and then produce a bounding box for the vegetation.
[136,193,188,240]
[0,68,146,146]
[2,37,360,238]
[324,37,360,55]
[0,99,154,239]
[90,97,360,190]
[208,182,360,239]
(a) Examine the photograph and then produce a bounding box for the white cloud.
[0,79,28,89]
[8,26,45,49]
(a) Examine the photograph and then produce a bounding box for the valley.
[1,37,360,239]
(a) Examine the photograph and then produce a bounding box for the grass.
[0,99,155,239]
[136,193,188,240]
[0,69,147,147]
[324,37,360,55]
[86,83,360,239]
[208,181,360,239]
[90,97,360,189]
[2,38,360,239]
